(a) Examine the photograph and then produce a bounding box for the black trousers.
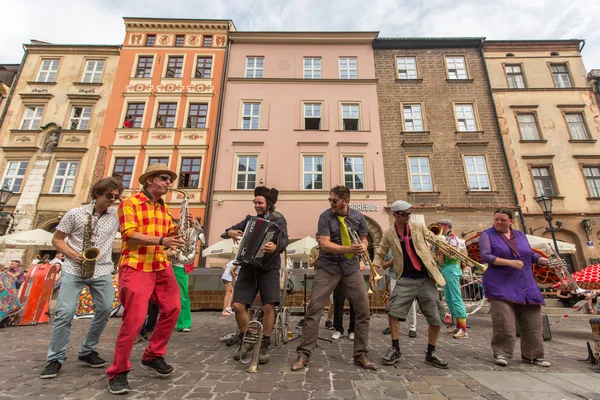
[140,301,159,334]
[333,286,355,334]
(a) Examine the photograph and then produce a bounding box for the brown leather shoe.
[291,355,310,371]
[354,354,379,370]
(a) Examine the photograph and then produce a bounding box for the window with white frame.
[303,58,322,79]
[245,57,264,78]
[403,104,424,132]
[409,157,432,191]
[583,167,600,198]
[303,156,323,190]
[397,57,417,79]
[82,60,105,83]
[343,156,365,190]
[2,161,28,193]
[69,106,92,130]
[341,103,360,131]
[455,104,477,132]
[304,103,321,129]
[464,156,490,191]
[148,157,169,166]
[505,64,525,88]
[517,113,540,140]
[236,155,258,190]
[195,56,213,79]
[531,167,556,197]
[241,103,260,129]
[166,56,184,78]
[36,59,60,82]
[179,157,202,188]
[187,103,208,128]
[446,56,468,80]
[112,158,135,189]
[551,64,572,88]
[565,113,589,140]
[51,161,79,194]
[20,106,44,130]
[339,57,357,79]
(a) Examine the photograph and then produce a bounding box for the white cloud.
[1,0,599,69]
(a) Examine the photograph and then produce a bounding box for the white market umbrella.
[526,234,576,254]
[202,238,239,259]
[0,229,54,247]
[286,236,318,260]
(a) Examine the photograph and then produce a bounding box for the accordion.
[234,216,282,269]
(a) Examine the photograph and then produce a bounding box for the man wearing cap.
[372,200,449,369]
[438,219,469,339]
[40,177,124,380]
[292,185,378,371]
[223,186,288,365]
[106,163,186,395]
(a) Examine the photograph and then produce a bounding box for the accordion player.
[234,216,283,269]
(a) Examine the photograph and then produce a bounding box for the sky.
[1,0,599,69]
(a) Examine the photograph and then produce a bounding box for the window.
[242,103,260,129]
[531,167,556,197]
[82,60,105,83]
[20,106,44,130]
[464,156,490,191]
[303,156,324,190]
[2,161,28,193]
[175,35,185,47]
[179,158,202,188]
[166,56,183,78]
[517,113,540,140]
[112,158,135,189]
[403,104,424,132]
[565,113,589,140]
[551,64,571,88]
[36,59,60,82]
[304,103,321,130]
[583,167,600,198]
[69,106,92,130]
[455,104,477,132]
[145,35,156,46]
[148,157,169,166]
[409,157,432,191]
[51,161,79,194]
[203,36,212,47]
[505,64,525,88]
[236,156,258,190]
[195,56,213,78]
[341,104,360,131]
[343,156,364,190]
[303,58,322,79]
[446,56,467,80]
[125,103,145,128]
[339,57,357,79]
[397,57,417,79]
[245,57,264,78]
[156,103,177,128]
[187,103,208,128]
[135,56,154,78]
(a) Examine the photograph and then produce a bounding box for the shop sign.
[349,204,379,212]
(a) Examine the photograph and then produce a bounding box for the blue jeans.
[46,272,114,363]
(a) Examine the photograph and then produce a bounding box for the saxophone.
[169,188,202,265]
[81,202,100,279]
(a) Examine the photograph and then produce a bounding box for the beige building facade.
[484,40,600,270]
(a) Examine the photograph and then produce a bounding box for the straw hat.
[138,163,177,185]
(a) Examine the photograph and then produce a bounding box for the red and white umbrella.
[553,264,600,291]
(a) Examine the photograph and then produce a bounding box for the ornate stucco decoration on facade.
[187,83,214,93]
[183,134,204,140]
[126,83,153,92]
[188,36,199,45]
[156,83,184,92]
[215,36,226,47]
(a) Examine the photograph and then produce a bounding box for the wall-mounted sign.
[349,204,379,212]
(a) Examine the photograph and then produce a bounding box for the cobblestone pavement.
[1,311,600,399]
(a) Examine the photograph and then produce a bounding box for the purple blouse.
[480,227,544,305]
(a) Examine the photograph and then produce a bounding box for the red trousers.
[106,266,181,379]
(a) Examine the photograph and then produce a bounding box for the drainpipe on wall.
[0,46,28,130]
[200,25,232,267]
[479,40,528,232]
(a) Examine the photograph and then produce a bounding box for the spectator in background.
[123,116,133,128]
[41,254,51,264]
[6,260,25,290]
[32,254,42,265]
[221,260,236,316]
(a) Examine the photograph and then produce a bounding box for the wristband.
[159,237,164,246]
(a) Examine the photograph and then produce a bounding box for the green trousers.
[440,262,467,319]
[173,266,192,330]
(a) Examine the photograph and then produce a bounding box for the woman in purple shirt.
[480,209,551,368]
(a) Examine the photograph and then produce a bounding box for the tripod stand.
[288,273,332,343]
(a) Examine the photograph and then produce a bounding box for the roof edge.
[374,37,484,49]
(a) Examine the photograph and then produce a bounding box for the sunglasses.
[105,194,121,201]
[395,211,411,217]
[328,198,341,205]
[157,174,173,182]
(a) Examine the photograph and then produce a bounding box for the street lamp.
[0,188,13,210]
[535,194,562,259]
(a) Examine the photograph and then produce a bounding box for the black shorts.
[232,267,280,306]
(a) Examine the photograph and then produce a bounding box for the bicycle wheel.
[273,311,282,346]
[281,307,291,344]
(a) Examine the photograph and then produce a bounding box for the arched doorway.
[363,215,383,260]
[542,229,582,272]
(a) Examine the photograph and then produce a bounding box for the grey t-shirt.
[317,208,367,276]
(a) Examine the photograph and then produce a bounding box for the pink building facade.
[207,32,389,261]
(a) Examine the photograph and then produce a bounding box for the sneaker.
[226,307,234,315]
[180,328,191,332]
[382,327,391,335]
[348,332,355,341]
[108,371,130,395]
[78,351,106,368]
[258,339,270,364]
[494,354,508,366]
[447,327,459,335]
[331,331,342,340]
[522,356,551,367]
[134,333,144,344]
[142,331,153,341]
[324,320,333,330]
[453,329,469,339]
[382,347,402,365]
[140,356,174,377]
[40,360,61,379]
[425,351,449,369]
[408,330,417,338]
